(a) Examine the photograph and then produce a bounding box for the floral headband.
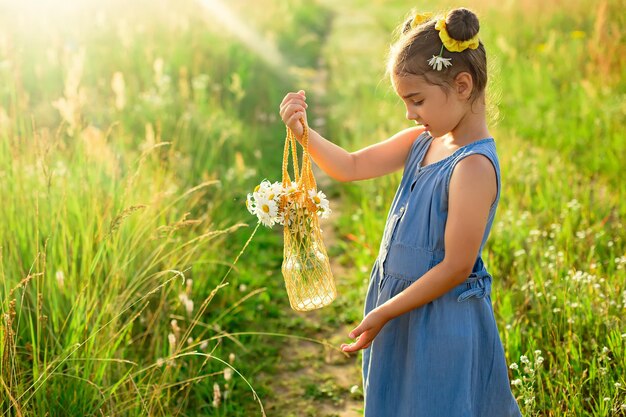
[410,12,480,71]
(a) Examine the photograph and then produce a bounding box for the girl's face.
[393,74,467,138]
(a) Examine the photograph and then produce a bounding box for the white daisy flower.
[284,181,298,194]
[254,196,278,227]
[308,189,331,218]
[427,55,452,71]
[245,192,256,215]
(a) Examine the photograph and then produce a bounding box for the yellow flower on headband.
[410,12,433,29]
[434,18,479,52]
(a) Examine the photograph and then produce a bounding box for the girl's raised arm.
[279,90,424,182]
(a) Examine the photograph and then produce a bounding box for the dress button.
[399,207,405,213]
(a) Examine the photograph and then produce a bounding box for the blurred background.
[0,0,624,415]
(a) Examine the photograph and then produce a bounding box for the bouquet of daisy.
[246,180,331,228]
[245,119,336,311]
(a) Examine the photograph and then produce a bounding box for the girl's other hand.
[279,89,308,141]
[340,308,389,353]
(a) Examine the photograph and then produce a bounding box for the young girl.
[279,7,522,416]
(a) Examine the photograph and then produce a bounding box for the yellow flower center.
[254,185,260,192]
[262,204,270,213]
[313,196,321,204]
[269,193,275,200]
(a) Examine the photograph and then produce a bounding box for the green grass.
[0,0,331,415]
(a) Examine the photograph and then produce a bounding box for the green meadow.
[0,0,623,416]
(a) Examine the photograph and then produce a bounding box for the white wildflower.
[427,55,452,71]
[170,319,180,335]
[308,189,331,218]
[509,363,519,370]
[213,383,222,408]
[520,355,529,364]
[511,379,522,386]
[56,270,65,288]
[184,298,194,315]
[224,367,233,381]
[254,196,278,227]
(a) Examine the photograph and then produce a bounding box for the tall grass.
[0,0,333,414]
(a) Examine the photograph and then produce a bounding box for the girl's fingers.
[341,333,370,352]
[287,111,305,127]
[280,92,306,107]
[280,103,306,122]
[279,100,307,117]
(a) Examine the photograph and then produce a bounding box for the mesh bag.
[280,119,337,311]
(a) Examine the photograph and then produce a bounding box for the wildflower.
[213,383,222,408]
[111,71,126,110]
[184,298,194,315]
[427,55,452,71]
[200,340,208,350]
[246,192,256,215]
[509,363,519,370]
[308,189,331,218]
[168,333,176,352]
[56,270,65,288]
[511,379,522,386]
[254,196,278,227]
[224,367,233,381]
[171,319,180,335]
[156,358,165,367]
[229,353,236,363]
[520,355,529,364]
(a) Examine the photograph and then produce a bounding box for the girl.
[279,7,522,417]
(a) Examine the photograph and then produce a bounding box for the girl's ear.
[454,72,474,100]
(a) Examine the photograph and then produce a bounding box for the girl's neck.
[440,101,490,146]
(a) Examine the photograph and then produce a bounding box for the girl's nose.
[406,109,417,121]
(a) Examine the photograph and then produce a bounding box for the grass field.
[0,0,624,415]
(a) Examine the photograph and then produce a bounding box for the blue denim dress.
[362,132,522,417]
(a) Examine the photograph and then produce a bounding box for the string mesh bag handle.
[280,118,337,312]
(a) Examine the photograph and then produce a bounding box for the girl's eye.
[412,100,424,106]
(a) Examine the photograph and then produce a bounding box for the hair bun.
[445,8,479,41]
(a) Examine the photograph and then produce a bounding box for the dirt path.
[258,33,365,415]
[258,199,364,417]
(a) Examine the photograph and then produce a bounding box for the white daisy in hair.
[427,55,452,71]
[254,196,278,227]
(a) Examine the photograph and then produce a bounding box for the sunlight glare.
[196,0,288,72]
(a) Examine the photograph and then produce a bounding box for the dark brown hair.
[387,8,487,102]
